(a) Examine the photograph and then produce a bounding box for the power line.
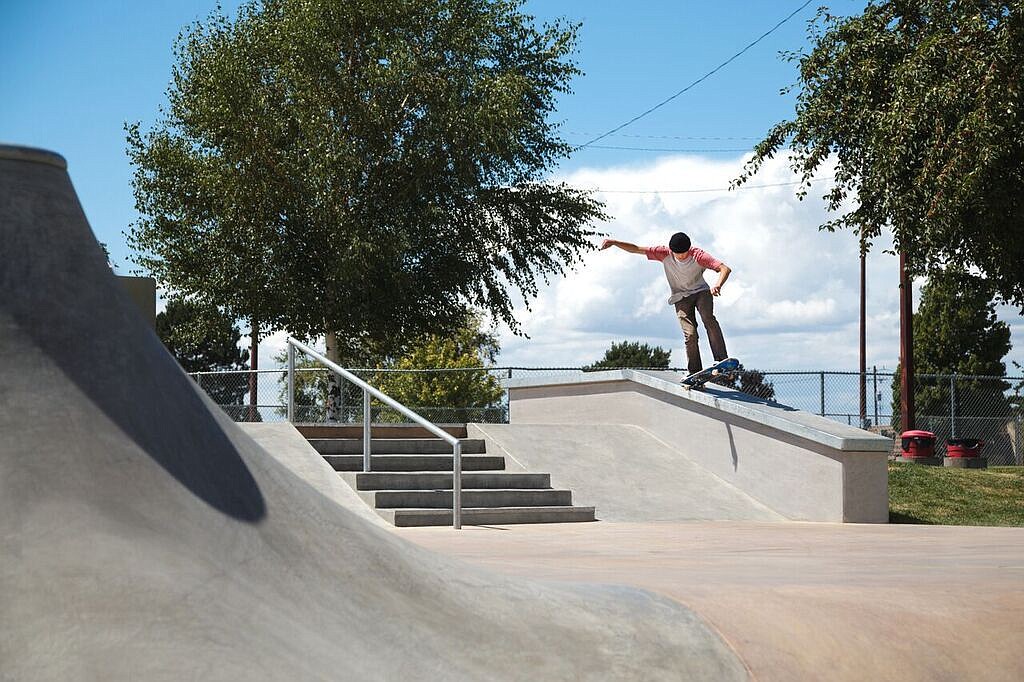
[567,131,761,141]
[583,145,751,153]
[578,0,816,148]
[572,177,824,194]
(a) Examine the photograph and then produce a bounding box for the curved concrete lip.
[507,368,893,452]
[0,144,67,170]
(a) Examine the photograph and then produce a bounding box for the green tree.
[891,269,1011,448]
[373,317,505,422]
[274,350,367,423]
[715,365,777,401]
[157,298,250,374]
[127,0,606,386]
[738,1,1024,304]
[585,341,671,370]
[157,298,252,413]
[277,317,504,422]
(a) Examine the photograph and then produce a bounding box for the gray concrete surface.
[0,145,747,680]
[116,275,156,328]
[507,369,893,452]
[239,422,389,527]
[398,521,1024,682]
[470,423,783,522]
[508,372,889,522]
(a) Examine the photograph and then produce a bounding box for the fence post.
[1018,415,1023,466]
[819,372,825,417]
[287,343,295,423]
[872,366,879,427]
[362,387,371,472]
[506,368,513,424]
[950,373,957,439]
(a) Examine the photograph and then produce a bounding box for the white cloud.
[241,152,1023,375]
[494,152,1024,372]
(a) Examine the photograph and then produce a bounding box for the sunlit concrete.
[0,145,745,681]
[398,521,1024,682]
[507,371,890,522]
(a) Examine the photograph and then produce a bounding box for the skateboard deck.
[680,357,740,390]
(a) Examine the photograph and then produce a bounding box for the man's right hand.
[599,239,616,250]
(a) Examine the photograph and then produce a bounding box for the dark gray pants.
[674,290,728,374]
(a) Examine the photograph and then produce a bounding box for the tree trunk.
[249,317,259,423]
[325,331,343,422]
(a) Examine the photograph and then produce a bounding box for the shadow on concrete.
[705,385,798,411]
[2,157,265,522]
[726,423,739,471]
[888,512,934,524]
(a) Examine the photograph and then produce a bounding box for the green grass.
[889,463,1024,526]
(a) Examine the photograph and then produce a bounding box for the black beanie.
[669,232,691,253]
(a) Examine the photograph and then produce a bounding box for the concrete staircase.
[297,425,596,527]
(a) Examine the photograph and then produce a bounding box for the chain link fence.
[188,367,1024,465]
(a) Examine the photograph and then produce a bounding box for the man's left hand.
[710,285,721,296]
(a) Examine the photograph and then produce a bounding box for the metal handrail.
[285,337,463,529]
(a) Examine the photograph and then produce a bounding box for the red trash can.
[946,438,984,457]
[901,430,936,458]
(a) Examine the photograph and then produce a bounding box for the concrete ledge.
[507,370,891,452]
[0,144,67,169]
[506,370,890,523]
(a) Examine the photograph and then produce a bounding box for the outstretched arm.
[599,238,646,255]
[710,264,732,296]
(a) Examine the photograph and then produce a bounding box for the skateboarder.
[600,232,731,375]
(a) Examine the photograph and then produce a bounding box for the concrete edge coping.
[505,368,893,453]
[0,144,68,170]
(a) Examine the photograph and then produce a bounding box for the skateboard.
[680,357,740,390]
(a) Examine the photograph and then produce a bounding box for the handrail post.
[287,342,295,423]
[453,440,462,530]
[287,336,460,526]
[362,387,371,472]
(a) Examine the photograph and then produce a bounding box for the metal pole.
[899,252,915,431]
[820,372,826,417]
[859,244,867,428]
[453,440,462,529]
[362,387,371,472]
[950,373,957,439]
[873,366,879,427]
[287,343,295,423]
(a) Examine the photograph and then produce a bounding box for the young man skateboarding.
[600,232,732,375]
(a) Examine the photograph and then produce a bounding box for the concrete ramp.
[0,145,748,680]
[471,423,784,522]
[506,370,892,523]
[239,422,391,527]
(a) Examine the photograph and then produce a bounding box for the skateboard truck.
[680,358,740,390]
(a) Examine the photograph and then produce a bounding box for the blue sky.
[0,0,820,267]
[3,1,1022,372]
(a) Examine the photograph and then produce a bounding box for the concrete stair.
[301,425,595,527]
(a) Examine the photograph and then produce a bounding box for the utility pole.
[899,253,915,432]
[859,240,867,428]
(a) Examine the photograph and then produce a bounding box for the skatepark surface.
[398,521,1024,682]
[0,145,746,680]
[5,142,1022,681]
[470,423,785,521]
